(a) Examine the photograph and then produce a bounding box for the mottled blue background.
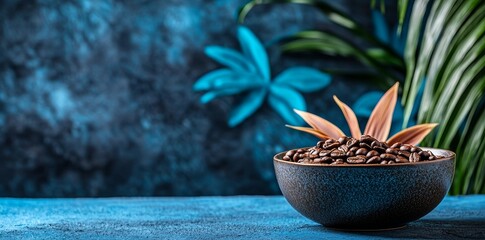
[0,0,377,197]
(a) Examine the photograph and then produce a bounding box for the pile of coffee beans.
[282,135,443,165]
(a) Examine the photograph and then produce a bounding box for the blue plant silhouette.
[194,26,331,127]
[372,10,407,56]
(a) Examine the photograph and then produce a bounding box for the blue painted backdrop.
[0,0,378,197]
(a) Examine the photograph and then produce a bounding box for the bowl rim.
[274,147,455,167]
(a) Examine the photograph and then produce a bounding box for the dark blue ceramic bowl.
[274,148,455,230]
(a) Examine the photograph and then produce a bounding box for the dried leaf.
[333,96,362,138]
[387,123,438,145]
[364,82,399,141]
[285,125,330,140]
[294,109,345,139]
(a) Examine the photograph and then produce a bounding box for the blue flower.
[194,26,331,127]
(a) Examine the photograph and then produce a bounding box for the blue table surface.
[1,195,484,239]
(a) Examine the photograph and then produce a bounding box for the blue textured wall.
[0,0,375,197]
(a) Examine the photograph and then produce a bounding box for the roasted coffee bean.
[386,148,399,155]
[396,156,409,163]
[311,156,328,163]
[349,146,359,152]
[338,136,349,144]
[330,150,346,158]
[390,142,403,149]
[400,145,411,151]
[372,143,387,151]
[298,158,311,163]
[371,140,386,149]
[346,138,359,148]
[338,145,349,152]
[359,142,372,149]
[356,148,368,155]
[366,156,381,164]
[324,142,340,150]
[282,136,442,165]
[313,158,324,163]
[410,146,422,153]
[419,150,430,158]
[347,156,366,164]
[319,150,331,157]
[360,135,377,144]
[380,153,396,160]
[398,150,411,158]
[366,150,379,158]
[286,150,296,157]
[410,152,421,162]
[373,146,386,152]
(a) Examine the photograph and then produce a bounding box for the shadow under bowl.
[274,148,455,230]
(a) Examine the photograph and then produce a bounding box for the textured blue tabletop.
[1,196,484,239]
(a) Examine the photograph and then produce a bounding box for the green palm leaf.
[238,0,407,90]
[397,0,409,34]
[401,0,485,195]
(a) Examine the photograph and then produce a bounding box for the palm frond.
[282,30,402,87]
[401,0,485,194]
[238,0,404,88]
[397,0,409,34]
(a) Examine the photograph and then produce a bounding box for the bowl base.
[326,224,406,232]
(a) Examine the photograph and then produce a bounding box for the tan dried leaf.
[294,109,345,139]
[333,95,362,138]
[286,82,437,145]
[364,82,399,141]
[285,125,330,140]
[387,123,438,145]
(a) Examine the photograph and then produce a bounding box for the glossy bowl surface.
[274,148,455,230]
